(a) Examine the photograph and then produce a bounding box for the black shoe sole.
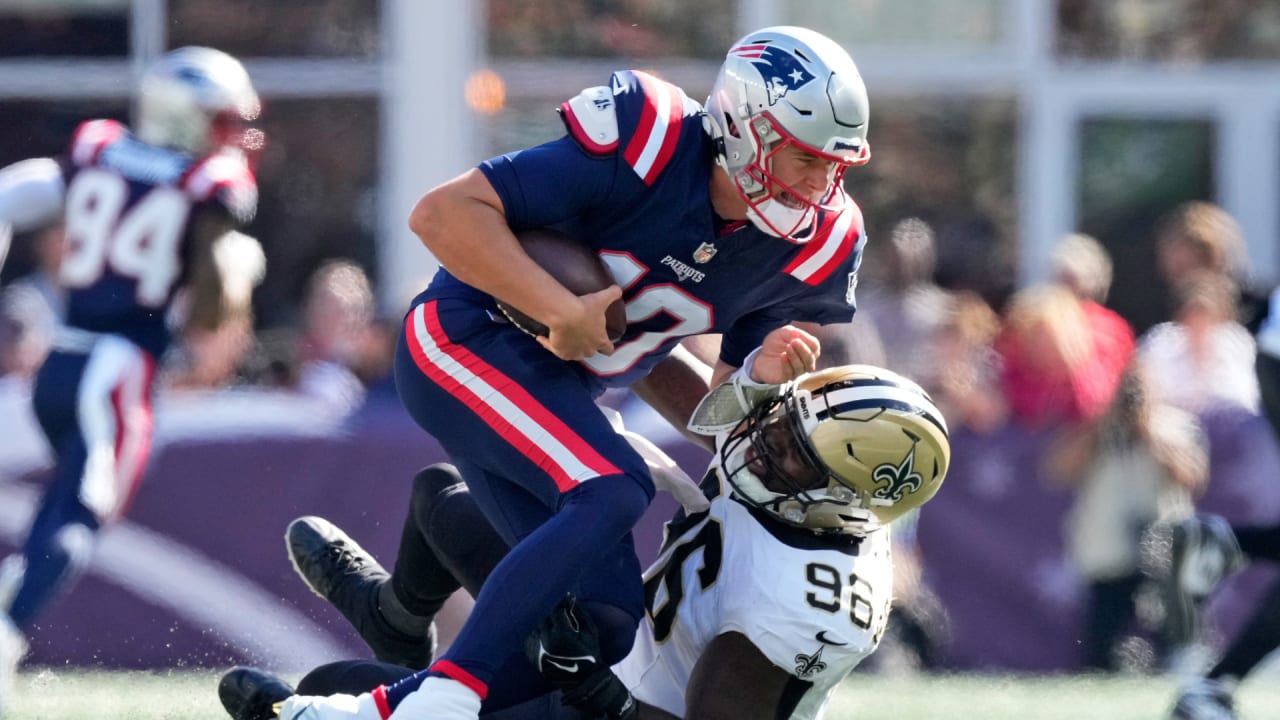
[218,666,295,720]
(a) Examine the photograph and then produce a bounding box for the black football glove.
[525,594,637,720]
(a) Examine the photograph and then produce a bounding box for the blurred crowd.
[0,240,395,419]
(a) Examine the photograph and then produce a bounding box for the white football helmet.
[704,26,870,242]
[718,365,949,536]
[136,46,262,157]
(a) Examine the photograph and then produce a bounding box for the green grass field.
[5,669,1279,720]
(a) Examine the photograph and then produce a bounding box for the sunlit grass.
[5,669,1279,720]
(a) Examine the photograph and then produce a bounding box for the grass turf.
[5,668,1279,720]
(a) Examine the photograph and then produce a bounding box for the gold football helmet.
[718,364,950,535]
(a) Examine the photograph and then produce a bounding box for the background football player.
[220,362,950,720]
[0,46,265,704]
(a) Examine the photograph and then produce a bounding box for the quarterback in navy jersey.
[0,46,262,697]
[369,26,874,720]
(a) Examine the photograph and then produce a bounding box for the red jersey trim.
[622,71,685,186]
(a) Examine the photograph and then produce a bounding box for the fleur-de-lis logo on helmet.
[871,442,924,503]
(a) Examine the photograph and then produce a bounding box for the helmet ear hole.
[723,112,740,139]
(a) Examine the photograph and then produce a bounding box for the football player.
[380,25,874,719]
[221,363,950,720]
[0,46,263,703]
[1167,285,1280,720]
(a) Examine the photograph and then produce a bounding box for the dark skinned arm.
[184,208,241,332]
[682,632,807,720]
[629,343,716,451]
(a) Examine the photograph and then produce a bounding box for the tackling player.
[0,47,264,704]
[380,25,874,719]
[222,363,950,720]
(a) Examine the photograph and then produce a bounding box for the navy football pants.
[8,337,155,627]
[393,298,653,702]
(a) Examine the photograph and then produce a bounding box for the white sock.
[277,692,382,720]
[388,676,482,720]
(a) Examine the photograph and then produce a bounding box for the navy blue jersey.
[57,119,257,357]
[419,70,864,389]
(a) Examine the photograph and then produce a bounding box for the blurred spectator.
[929,290,1006,434]
[1045,359,1207,672]
[348,314,399,398]
[1050,230,1136,411]
[163,314,258,391]
[1052,232,1115,305]
[997,284,1120,428]
[1155,201,1246,304]
[856,217,952,389]
[0,284,55,379]
[295,259,376,415]
[3,223,65,319]
[1138,271,1259,416]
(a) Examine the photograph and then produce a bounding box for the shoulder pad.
[560,85,619,155]
[784,194,864,286]
[614,70,699,186]
[559,71,701,185]
[69,119,127,167]
[184,154,258,225]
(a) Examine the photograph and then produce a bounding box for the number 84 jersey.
[616,475,894,720]
[59,119,257,357]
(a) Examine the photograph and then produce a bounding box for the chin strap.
[687,347,782,436]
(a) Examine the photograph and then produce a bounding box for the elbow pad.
[0,158,65,232]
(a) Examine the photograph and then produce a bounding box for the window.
[846,97,1018,306]
[487,0,736,59]
[1076,116,1214,333]
[786,0,1011,49]
[0,0,129,57]
[167,0,380,58]
[1058,0,1280,61]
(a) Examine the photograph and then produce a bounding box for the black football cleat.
[286,516,434,669]
[217,666,295,720]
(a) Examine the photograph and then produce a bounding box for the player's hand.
[539,285,622,361]
[750,325,820,384]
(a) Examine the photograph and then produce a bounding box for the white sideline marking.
[0,482,349,671]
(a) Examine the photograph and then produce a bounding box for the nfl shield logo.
[693,242,717,264]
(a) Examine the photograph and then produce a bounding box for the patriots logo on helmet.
[731,44,815,106]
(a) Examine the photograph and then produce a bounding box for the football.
[496,227,627,343]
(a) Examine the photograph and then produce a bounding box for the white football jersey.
[614,471,894,719]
